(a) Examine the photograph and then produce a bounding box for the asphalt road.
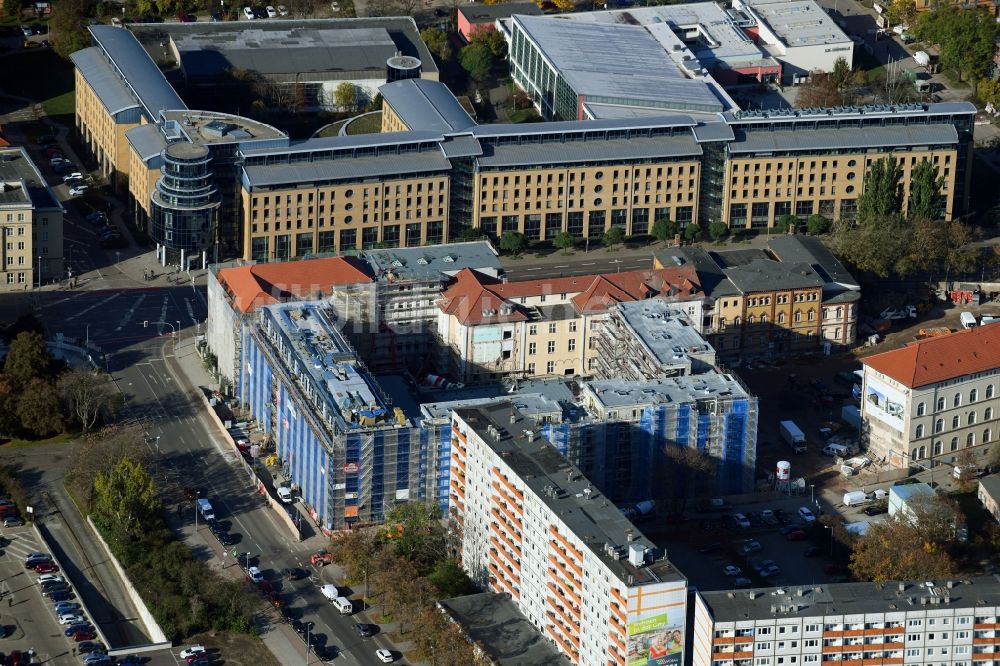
[502,253,655,280]
[115,346,401,665]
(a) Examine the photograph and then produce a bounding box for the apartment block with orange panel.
[692,578,1000,666]
[451,402,689,666]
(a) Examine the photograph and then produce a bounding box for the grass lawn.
[0,431,77,448]
[0,49,73,111]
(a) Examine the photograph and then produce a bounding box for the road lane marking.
[64,292,119,320]
[114,294,147,331]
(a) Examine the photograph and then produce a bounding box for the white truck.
[195,498,215,521]
[780,420,807,454]
[844,490,869,507]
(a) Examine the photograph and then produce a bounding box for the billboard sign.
[626,588,685,666]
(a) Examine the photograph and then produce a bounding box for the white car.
[723,565,741,577]
[266,5,277,16]
[375,649,395,663]
[248,566,264,583]
[69,185,89,196]
[49,156,69,165]
[243,6,255,18]
[62,172,83,182]
[798,507,816,523]
[37,574,64,585]
[58,613,85,625]
[732,512,751,529]
[277,486,293,503]
[179,646,206,660]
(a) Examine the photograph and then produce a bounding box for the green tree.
[457,226,485,241]
[652,217,677,244]
[382,501,448,574]
[774,214,796,233]
[857,157,903,224]
[427,557,475,598]
[459,42,493,81]
[806,214,831,235]
[708,220,728,242]
[0,375,19,437]
[50,0,91,59]
[419,27,452,62]
[914,6,999,83]
[499,231,528,256]
[3,331,54,386]
[602,226,624,248]
[2,0,20,21]
[553,230,575,252]
[92,456,160,548]
[58,368,119,433]
[469,26,507,58]
[334,82,358,111]
[328,528,384,587]
[885,0,916,28]
[832,216,910,277]
[907,159,944,221]
[683,223,702,242]
[16,378,63,437]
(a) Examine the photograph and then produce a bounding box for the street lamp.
[194,490,201,531]
[305,621,310,666]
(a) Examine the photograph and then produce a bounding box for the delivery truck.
[780,420,807,453]
[196,498,215,521]
[844,490,869,507]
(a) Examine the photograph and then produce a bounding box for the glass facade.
[150,143,220,262]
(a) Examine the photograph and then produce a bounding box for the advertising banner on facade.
[626,610,684,666]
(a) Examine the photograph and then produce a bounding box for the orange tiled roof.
[218,257,372,314]
[862,324,1000,388]
[437,266,702,325]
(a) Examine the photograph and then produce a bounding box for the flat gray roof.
[0,148,60,210]
[243,149,451,187]
[744,0,851,48]
[471,114,698,138]
[729,124,959,153]
[457,2,541,23]
[241,130,444,157]
[513,15,727,114]
[700,577,1000,623]
[69,47,141,117]
[476,133,702,168]
[656,247,737,298]
[584,373,749,410]
[980,474,1000,502]
[438,593,572,666]
[724,101,975,124]
[161,110,286,144]
[614,299,715,368]
[767,235,859,290]
[124,123,168,161]
[379,79,476,133]
[363,240,501,282]
[455,401,685,586]
[132,17,438,77]
[90,25,187,118]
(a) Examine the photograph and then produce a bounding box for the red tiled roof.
[218,257,372,314]
[862,324,1000,388]
[437,266,703,325]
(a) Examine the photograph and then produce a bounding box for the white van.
[319,584,339,601]
[333,596,353,615]
[960,312,977,329]
[844,490,869,507]
[823,443,849,458]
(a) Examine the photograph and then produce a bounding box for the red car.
[34,562,59,573]
[73,630,95,642]
[785,530,807,541]
[258,580,273,596]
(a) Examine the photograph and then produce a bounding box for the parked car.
[76,641,103,654]
[723,564,742,576]
[779,524,800,536]
[243,6,255,18]
[34,562,59,573]
[798,507,816,523]
[69,184,89,196]
[310,551,333,566]
[37,574,64,585]
[266,5,277,16]
[247,566,264,583]
[48,590,72,602]
[53,601,80,613]
[742,539,762,554]
[179,646,207,660]
[73,630,96,642]
[277,486,293,503]
[353,623,378,638]
[4,516,24,527]
[86,212,107,225]
[65,622,92,636]
[785,530,807,541]
[734,577,753,588]
[58,613,85,625]
[863,505,887,516]
[375,649,395,663]
[24,552,50,568]
[292,619,315,635]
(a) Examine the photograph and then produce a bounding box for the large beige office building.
[72,22,975,264]
[0,148,64,290]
